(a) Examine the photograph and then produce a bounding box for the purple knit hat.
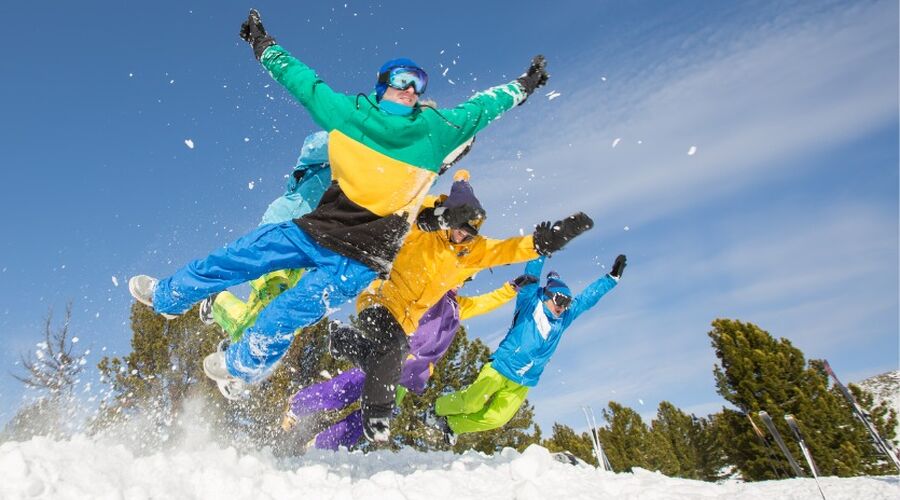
[443,170,483,212]
[442,170,484,234]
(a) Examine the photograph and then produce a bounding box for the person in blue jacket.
[427,254,627,443]
[197,131,331,345]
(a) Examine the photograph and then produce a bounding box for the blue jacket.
[260,131,332,225]
[490,256,618,387]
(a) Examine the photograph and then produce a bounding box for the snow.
[184,139,194,149]
[688,145,698,156]
[111,276,119,287]
[612,138,621,148]
[0,437,895,500]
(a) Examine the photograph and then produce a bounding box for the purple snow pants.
[288,369,366,450]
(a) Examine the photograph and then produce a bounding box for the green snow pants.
[435,363,529,435]
[212,268,305,342]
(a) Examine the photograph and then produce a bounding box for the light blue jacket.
[260,131,332,225]
[490,256,618,387]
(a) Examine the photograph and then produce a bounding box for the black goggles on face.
[544,290,573,309]
[378,66,428,95]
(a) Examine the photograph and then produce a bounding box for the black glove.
[516,55,549,103]
[511,274,539,290]
[439,204,485,229]
[610,254,627,279]
[533,212,594,256]
[240,9,276,60]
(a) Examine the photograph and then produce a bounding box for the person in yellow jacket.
[330,169,594,441]
[283,279,525,450]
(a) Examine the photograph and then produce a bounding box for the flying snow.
[184,139,194,149]
[111,276,119,287]
[612,138,621,148]
[248,182,255,190]
[546,91,562,100]
[688,146,698,156]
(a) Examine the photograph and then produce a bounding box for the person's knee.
[458,395,489,415]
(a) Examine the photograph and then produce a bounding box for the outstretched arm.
[240,11,354,131]
[569,255,626,320]
[515,257,545,309]
[457,283,517,320]
[460,235,540,269]
[260,46,356,132]
[432,56,549,157]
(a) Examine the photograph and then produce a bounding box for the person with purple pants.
[282,279,531,449]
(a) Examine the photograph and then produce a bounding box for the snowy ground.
[0,436,896,500]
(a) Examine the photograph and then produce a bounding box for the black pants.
[330,306,409,419]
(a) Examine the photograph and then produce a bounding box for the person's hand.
[533,212,593,255]
[440,204,485,229]
[240,9,276,60]
[610,254,627,279]
[516,55,549,103]
[510,274,539,290]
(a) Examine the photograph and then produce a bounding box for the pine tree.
[93,302,224,445]
[542,423,597,465]
[597,401,653,472]
[648,401,725,480]
[709,318,895,479]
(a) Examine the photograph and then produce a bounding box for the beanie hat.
[375,57,422,102]
[544,271,572,297]
[442,170,484,235]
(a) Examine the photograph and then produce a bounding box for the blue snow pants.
[152,222,377,382]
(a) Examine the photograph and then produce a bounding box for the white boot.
[363,417,391,443]
[128,275,177,320]
[203,350,247,401]
[198,293,218,325]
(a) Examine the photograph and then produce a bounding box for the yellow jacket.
[358,197,539,333]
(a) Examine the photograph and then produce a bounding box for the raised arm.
[241,10,355,132]
[515,257,544,309]
[431,56,550,157]
[457,282,517,320]
[460,235,539,269]
[569,255,626,320]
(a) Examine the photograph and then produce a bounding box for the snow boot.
[202,341,247,401]
[363,416,391,443]
[425,407,457,446]
[128,275,177,319]
[198,293,218,325]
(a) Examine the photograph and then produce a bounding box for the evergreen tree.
[709,318,895,479]
[597,401,653,472]
[94,303,224,445]
[542,423,597,465]
[649,401,725,480]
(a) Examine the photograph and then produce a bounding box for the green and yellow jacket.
[260,45,526,274]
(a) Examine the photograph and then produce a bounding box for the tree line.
[3,305,896,480]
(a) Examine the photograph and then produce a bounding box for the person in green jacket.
[129,9,550,443]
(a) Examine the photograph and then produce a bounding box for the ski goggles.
[378,66,428,95]
[544,290,573,310]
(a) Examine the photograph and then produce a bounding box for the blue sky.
[0,0,896,432]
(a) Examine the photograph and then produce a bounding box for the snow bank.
[0,437,896,500]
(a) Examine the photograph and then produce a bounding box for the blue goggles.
[378,66,428,95]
